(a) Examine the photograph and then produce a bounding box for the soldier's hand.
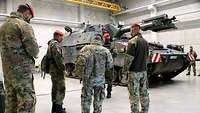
[63,71,68,77]
[80,78,82,84]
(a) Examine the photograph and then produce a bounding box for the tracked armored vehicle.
[61,14,189,85]
[112,40,189,84]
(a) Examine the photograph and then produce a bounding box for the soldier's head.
[17,4,34,23]
[54,30,64,43]
[102,31,110,43]
[131,23,140,36]
[90,34,104,45]
[190,46,193,52]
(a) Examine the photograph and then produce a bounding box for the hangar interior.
[0,0,200,113]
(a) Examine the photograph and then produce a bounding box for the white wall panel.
[157,28,200,58]
[0,19,4,81]
[0,0,6,13]
[82,6,111,24]
[157,30,185,45]
[124,0,151,9]
[158,1,200,20]
[143,32,155,42]
[3,0,112,24]
[116,12,150,25]
[33,1,79,22]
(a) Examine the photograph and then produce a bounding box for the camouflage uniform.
[128,72,149,113]
[187,49,197,76]
[47,39,66,106]
[126,33,150,113]
[0,12,39,113]
[105,68,113,98]
[103,42,114,98]
[0,70,5,113]
[75,44,113,113]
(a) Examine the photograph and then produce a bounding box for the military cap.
[131,23,140,28]
[25,4,34,18]
[54,30,64,36]
[103,31,110,41]
[17,4,34,18]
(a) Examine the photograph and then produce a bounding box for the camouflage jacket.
[75,44,113,87]
[0,12,39,75]
[47,39,65,72]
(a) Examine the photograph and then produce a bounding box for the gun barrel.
[114,25,131,38]
[114,21,153,38]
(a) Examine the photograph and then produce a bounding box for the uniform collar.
[130,33,141,39]
[9,12,25,21]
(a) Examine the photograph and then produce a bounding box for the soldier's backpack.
[41,55,50,79]
[41,55,50,73]
[40,40,54,79]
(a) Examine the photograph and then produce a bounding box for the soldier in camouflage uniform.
[75,35,113,113]
[0,4,39,113]
[0,68,5,113]
[186,46,197,76]
[126,23,150,113]
[102,30,114,98]
[47,30,66,113]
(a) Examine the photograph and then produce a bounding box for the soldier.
[102,30,114,98]
[186,46,197,76]
[0,72,5,113]
[0,4,39,113]
[47,30,67,113]
[75,34,113,113]
[126,23,150,113]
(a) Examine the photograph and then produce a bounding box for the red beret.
[131,23,140,28]
[26,4,34,18]
[103,32,110,41]
[54,30,64,36]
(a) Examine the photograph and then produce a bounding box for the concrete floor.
[34,71,200,113]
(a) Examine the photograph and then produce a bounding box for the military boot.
[56,104,66,113]
[194,72,196,76]
[106,92,111,98]
[52,102,56,113]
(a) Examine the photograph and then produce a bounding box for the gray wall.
[114,0,200,57]
[0,0,112,66]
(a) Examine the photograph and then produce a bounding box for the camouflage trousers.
[50,70,66,105]
[127,71,150,113]
[81,84,105,113]
[4,73,36,113]
[188,61,196,73]
[0,81,5,113]
[105,68,114,94]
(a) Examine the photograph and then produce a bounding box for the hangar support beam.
[64,0,121,12]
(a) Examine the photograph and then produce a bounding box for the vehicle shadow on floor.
[149,78,185,88]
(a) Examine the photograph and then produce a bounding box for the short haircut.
[17,4,29,13]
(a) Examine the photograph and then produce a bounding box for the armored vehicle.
[112,40,189,84]
[61,14,189,85]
